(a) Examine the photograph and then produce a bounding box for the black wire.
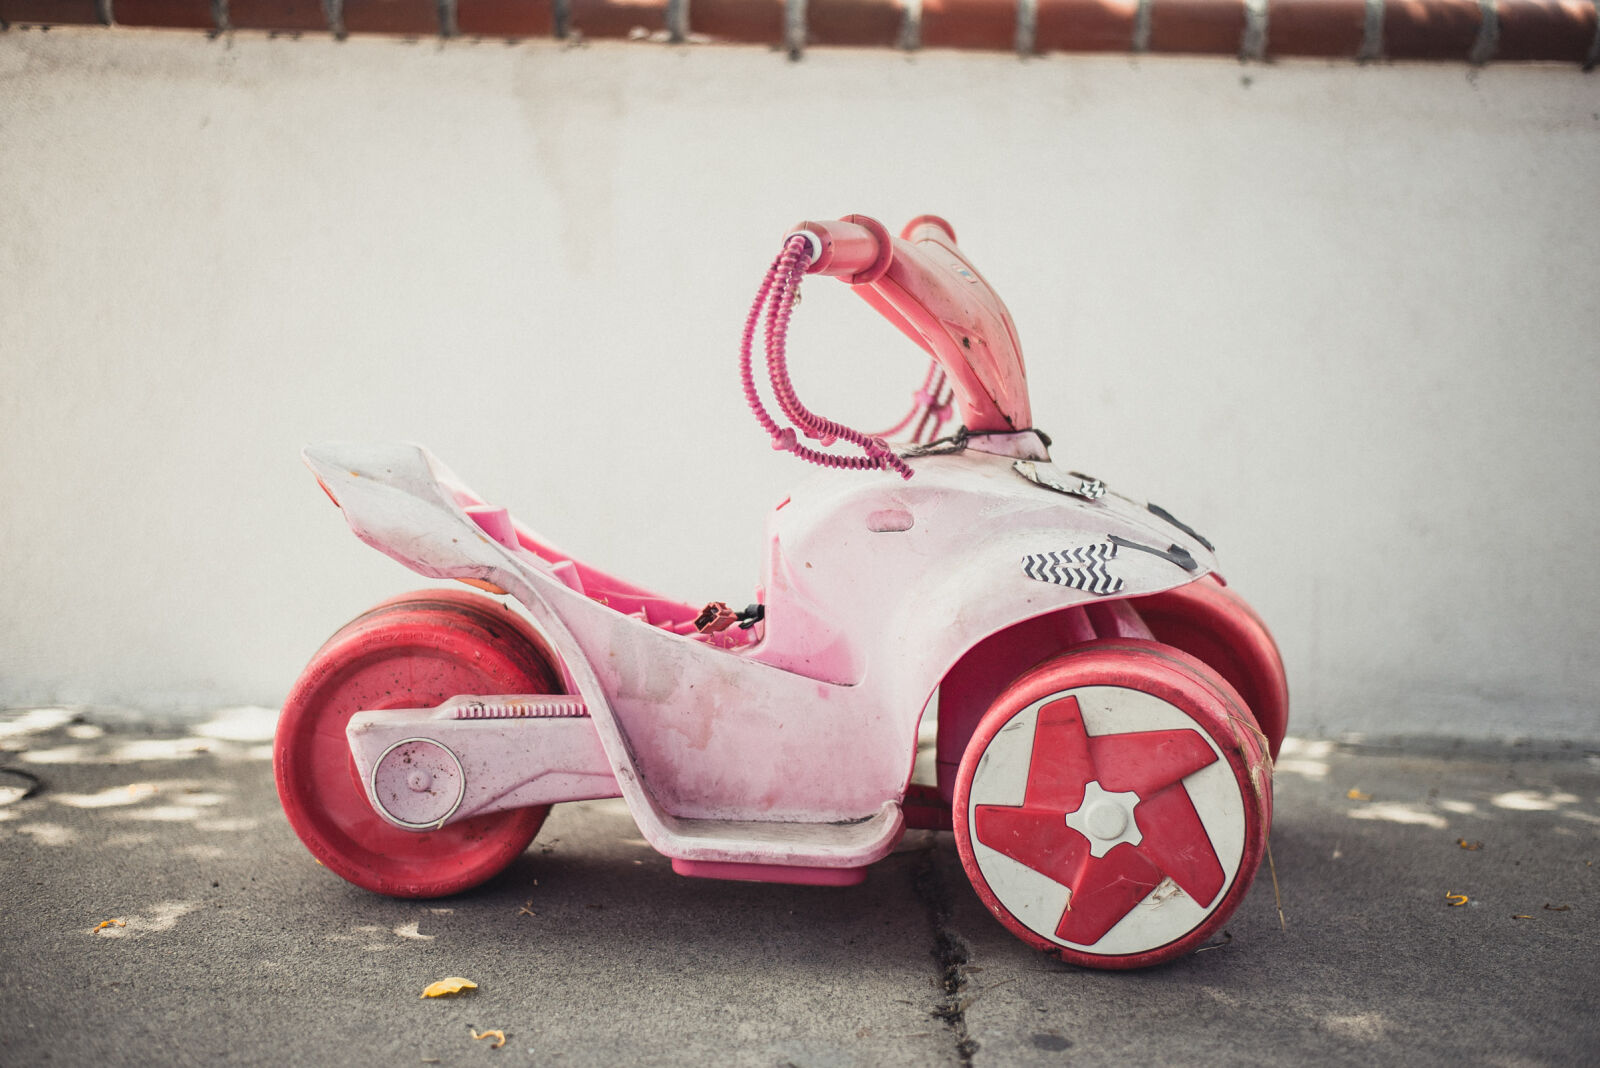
[901,426,1052,457]
[0,766,43,801]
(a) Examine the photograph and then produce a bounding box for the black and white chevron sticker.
[1022,542,1124,595]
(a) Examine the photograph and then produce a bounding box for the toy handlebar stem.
[785,215,895,284]
[781,212,1031,434]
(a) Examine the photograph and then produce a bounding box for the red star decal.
[974,695,1226,945]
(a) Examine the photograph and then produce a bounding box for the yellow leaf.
[471,1028,507,1049]
[93,919,126,933]
[1445,892,1469,907]
[420,977,478,999]
[1346,788,1371,801]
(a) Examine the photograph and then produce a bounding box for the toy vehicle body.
[275,216,1288,970]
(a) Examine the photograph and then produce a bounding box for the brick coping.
[1,0,1595,67]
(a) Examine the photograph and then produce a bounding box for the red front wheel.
[275,589,564,898]
[953,640,1271,969]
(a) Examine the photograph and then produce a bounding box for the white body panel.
[303,441,1216,868]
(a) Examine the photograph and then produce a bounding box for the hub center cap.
[1084,801,1128,839]
[371,738,465,829]
[1063,780,1144,858]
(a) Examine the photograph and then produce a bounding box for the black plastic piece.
[0,767,43,802]
[1107,534,1199,572]
[1147,502,1214,552]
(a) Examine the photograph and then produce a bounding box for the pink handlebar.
[788,215,1030,434]
[743,214,1034,478]
[785,215,895,284]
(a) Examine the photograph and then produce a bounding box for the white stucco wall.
[1,29,1596,739]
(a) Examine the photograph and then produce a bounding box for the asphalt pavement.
[1,707,1595,1066]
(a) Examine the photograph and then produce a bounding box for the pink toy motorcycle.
[275,215,1288,970]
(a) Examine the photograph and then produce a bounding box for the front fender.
[866,463,1222,805]
[886,474,1220,702]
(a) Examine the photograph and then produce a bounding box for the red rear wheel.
[275,589,563,898]
[1132,576,1289,757]
[953,640,1271,970]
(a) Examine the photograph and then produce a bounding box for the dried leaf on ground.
[1445,892,1469,907]
[1346,788,1372,801]
[93,919,126,932]
[1457,839,1483,851]
[420,977,478,999]
[1543,903,1571,912]
[471,1028,506,1049]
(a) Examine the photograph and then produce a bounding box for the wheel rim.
[275,591,560,898]
[954,644,1269,968]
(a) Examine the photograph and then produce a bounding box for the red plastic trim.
[671,858,869,886]
[902,782,954,831]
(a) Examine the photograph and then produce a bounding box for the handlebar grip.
[784,214,894,284]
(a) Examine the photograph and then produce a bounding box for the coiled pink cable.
[741,235,915,479]
[876,360,954,445]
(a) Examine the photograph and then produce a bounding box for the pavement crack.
[913,847,979,1064]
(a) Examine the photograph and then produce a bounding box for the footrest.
[656,802,905,870]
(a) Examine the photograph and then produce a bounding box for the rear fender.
[885,490,1220,803]
[304,442,529,591]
